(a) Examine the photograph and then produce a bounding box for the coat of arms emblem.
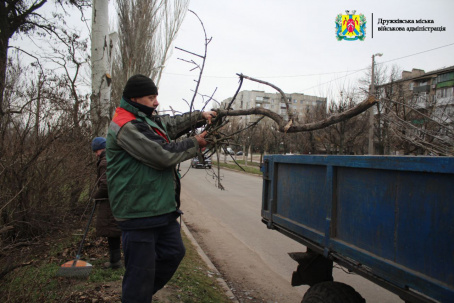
[335,10,366,41]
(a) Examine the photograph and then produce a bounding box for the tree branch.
[8,0,48,34]
[238,73,291,118]
[217,96,376,133]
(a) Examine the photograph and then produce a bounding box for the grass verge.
[164,230,232,303]
[212,161,262,175]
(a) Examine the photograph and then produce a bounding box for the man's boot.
[104,248,122,269]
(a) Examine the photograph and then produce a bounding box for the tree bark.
[91,0,113,136]
[0,2,11,127]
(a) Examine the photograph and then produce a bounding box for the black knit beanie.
[122,74,158,99]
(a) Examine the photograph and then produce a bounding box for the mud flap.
[289,248,334,287]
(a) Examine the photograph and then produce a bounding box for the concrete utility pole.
[368,53,382,155]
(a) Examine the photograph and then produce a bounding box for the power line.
[164,67,369,79]
[163,42,454,82]
[299,42,454,93]
[164,72,233,78]
[379,42,454,65]
[298,69,365,93]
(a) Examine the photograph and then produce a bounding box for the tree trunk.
[34,78,42,142]
[0,7,10,131]
[244,143,248,166]
[91,0,113,136]
[0,36,8,135]
[249,145,252,163]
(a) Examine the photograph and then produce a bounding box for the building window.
[256,96,263,101]
[437,72,454,83]
[437,87,454,99]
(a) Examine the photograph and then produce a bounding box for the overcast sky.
[157,0,454,113]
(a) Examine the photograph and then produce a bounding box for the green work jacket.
[106,98,204,219]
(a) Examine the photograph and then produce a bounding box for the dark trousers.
[108,237,121,250]
[121,219,185,303]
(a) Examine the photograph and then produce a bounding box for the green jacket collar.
[119,97,168,134]
[120,97,146,118]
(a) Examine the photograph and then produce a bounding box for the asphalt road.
[179,160,402,302]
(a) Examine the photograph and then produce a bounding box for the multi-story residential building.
[377,65,454,155]
[217,90,327,122]
[212,90,328,155]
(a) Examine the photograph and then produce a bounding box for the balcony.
[413,85,430,94]
[255,97,270,105]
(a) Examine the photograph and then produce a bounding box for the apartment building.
[218,90,327,122]
[377,65,454,155]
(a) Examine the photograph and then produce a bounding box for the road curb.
[181,220,239,302]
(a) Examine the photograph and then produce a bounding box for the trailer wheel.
[302,281,365,303]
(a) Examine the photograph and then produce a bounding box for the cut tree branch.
[215,73,377,133]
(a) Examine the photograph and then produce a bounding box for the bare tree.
[111,0,189,108]
[320,90,368,155]
[0,0,89,130]
[0,52,93,244]
[291,102,328,154]
[41,28,90,136]
[0,2,94,246]
[375,66,454,156]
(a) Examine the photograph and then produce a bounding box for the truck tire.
[302,281,365,303]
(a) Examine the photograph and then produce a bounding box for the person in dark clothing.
[106,74,216,302]
[91,137,122,269]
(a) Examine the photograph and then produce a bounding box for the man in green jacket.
[106,74,215,303]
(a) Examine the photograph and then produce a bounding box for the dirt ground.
[58,280,176,302]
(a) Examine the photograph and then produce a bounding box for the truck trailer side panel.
[261,155,454,303]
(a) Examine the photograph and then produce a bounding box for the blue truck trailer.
[261,155,454,303]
